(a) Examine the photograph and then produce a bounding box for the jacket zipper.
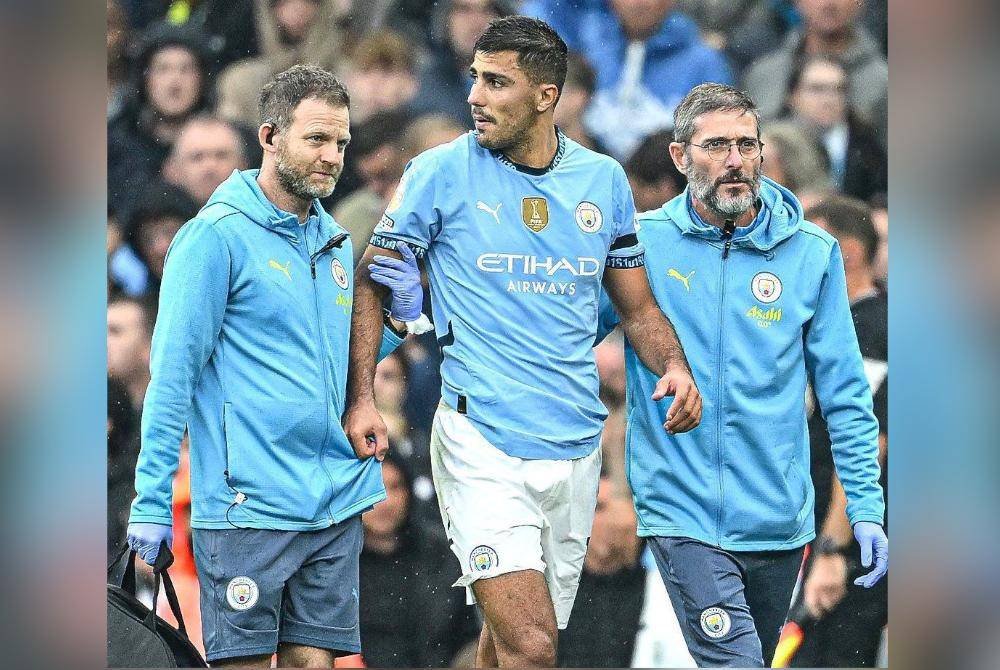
[716,219,735,544]
[302,227,349,522]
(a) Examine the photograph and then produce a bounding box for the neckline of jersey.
[491,127,567,176]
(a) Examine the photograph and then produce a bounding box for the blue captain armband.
[370,233,428,260]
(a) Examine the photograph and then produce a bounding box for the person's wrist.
[383,307,408,337]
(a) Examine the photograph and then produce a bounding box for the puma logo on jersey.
[268,259,292,281]
[667,268,694,291]
[476,201,502,225]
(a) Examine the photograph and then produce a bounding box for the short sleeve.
[607,164,645,269]
[369,152,446,259]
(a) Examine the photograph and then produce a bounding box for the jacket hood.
[205,169,342,239]
[660,176,803,251]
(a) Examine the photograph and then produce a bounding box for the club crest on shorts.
[751,271,782,304]
[469,545,499,572]
[700,606,731,639]
[226,576,259,611]
[331,258,349,289]
[575,201,603,233]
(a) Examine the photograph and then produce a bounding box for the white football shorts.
[430,401,601,629]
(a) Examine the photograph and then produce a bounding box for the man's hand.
[343,399,389,461]
[803,553,848,618]
[369,243,423,322]
[853,521,888,587]
[651,366,702,433]
[126,522,173,565]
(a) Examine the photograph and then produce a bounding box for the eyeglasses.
[687,138,764,161]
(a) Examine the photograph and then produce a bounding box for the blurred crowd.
[107,0,887,666]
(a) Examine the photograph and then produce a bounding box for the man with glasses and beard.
[596,83,888,667]
[126,65,423,667]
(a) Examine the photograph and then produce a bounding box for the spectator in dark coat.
[108,376,140,561]
[784,54,886,202]
[359,457,479,667]
[108,22,213,218]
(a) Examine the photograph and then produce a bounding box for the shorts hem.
[278,633,361,654]
[454,563,547,589]
[205,644,277,663]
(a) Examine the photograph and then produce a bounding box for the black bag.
[107,542,208,668]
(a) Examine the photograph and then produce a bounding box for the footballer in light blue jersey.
[369,129,644,460]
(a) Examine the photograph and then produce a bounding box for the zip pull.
[722,219,735,259]
[310,232,349,279]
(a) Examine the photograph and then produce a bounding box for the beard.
[275,149,340,200]
[687,160,762,218]
[472,106,532,152]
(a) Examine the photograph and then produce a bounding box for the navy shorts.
[192,517,363,663]
[649,536,804,667]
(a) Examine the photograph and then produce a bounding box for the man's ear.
[536,84,560,113]
[258,124,277,152]
[668,141,688,174]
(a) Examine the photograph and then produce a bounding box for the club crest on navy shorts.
[700,606,731,638]
[469,545,499,572]
[226,576,259,611]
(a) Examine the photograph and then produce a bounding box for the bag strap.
[147,541,191,638]
[107,542,138,595]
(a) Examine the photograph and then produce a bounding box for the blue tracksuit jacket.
[129,169,402,530]
[598,177,884,550]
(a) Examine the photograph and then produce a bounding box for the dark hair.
[625,129,685,190]
[108,293,159,339]
[805,195,878,265]
[787,53,849,99]
[673,83,760,144]
[126,182,198,241]
[564,51,596,96]
[473,16,568,94]
[351,109,412,159]
[258,64,351,132]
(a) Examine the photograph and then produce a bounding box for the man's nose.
[724,144,744,169]
[467,79,485,107]
[321,146,345,168]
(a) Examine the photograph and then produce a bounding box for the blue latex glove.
[852,521,888,588]
[126,522,173,566]
[369,243,423,322]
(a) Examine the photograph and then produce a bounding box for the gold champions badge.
[521,197,549,233]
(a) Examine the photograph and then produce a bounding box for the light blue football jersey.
[370,130,644,460]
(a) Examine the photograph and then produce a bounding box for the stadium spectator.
[624,129,687,213]
[124,0,260,73]
[108,22,213,218]
[559,475,645,667]
[343,31,420,126]
[794,195,888,667]
[108,376,140,561]
[553,53,604,153]
[359,457,479,667]
[107,295,155,412]
[332,109,411,262]
[676,0,794,78]
[162,114,250,206]
[870,193,888,285]
[742,0,887,134]
[409,0,515,126]
[215,0,350,127]
[527,0,733,160]
[759,120,833,197]
[127,184,198,290]
[108,205,150,297]
[126,64,423,667]
[784,54,887,202]
[107,0,131,121]
[596,83,886,667]
[594,330,629,499]
[402,114,466,155]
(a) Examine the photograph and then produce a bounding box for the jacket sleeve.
[129,220,231,525]
[804,241,885,526]
[378,325,404,362]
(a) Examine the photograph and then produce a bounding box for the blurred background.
[101,0,891,666]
